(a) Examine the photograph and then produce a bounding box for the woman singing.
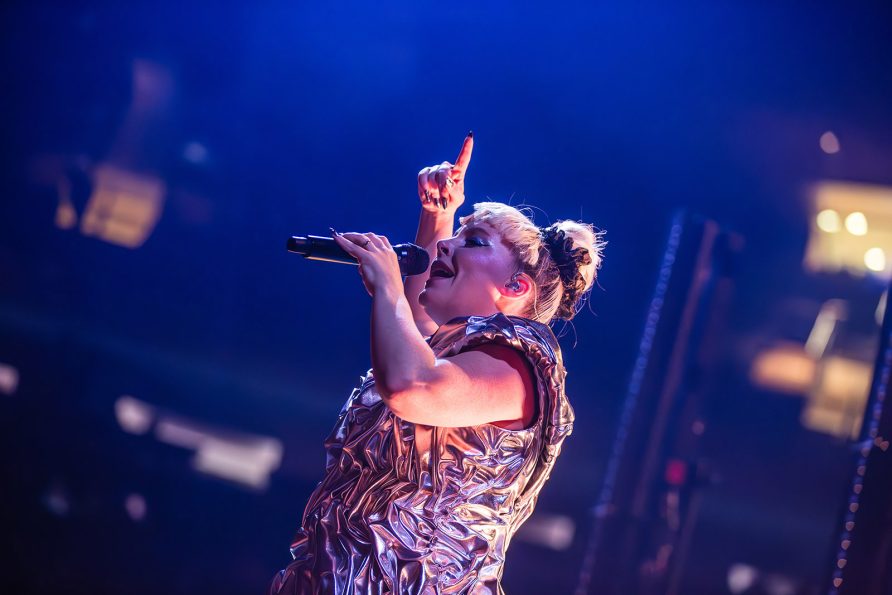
[270,133,606,594]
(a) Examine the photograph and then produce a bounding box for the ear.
[498,272,534,300]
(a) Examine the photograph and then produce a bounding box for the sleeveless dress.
[269,312,574,594]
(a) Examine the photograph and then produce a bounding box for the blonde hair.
[459,201,606,324]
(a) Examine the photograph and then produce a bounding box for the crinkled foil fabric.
[270,313,574,594]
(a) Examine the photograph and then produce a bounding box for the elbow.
[377,373,435,421]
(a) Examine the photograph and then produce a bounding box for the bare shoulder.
[384,334,538,428]
[448,343,537,428]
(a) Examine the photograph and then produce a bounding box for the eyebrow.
[459,225,491,236]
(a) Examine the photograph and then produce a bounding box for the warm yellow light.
[865,248,886,272]
[820,131,840,154]
[816,209,841,233]
[844,212,868,236]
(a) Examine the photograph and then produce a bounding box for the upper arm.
[383,342,537,428]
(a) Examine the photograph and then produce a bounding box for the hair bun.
[540,224,593,320]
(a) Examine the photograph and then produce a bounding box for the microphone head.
[395,243,430,276]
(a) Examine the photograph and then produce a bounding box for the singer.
[270,133,605,594]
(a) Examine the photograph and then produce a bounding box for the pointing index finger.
[452,132,474,179]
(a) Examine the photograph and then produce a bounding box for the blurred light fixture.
[727,563,758,593]
[43,483,70,517]
[864,247,886,273]
[513,511,575,550]
[54,175,79,230]
[115,396,284,491]
[844,212,868,236]
[80,164,166,248]
[763,574,797,595]
[816,209,842,233]
[0,362,19,395]
[802,355,871,439]
[750,342,815,394]
[114,395,155,435]
[820,131,840,154]
[805,182,892,280]
[182,141,209,165]
[804,300,846,359]
[750,301,873,439]
[192,437,283,491]
[155,417,283,491]
[124,493,147,522]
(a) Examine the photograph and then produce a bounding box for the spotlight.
[0,363,19,395]
[816,209,841,233]
[864,248,886,273]
[820,131,840,154]
[844,212,868,236]
[124,493,147,522]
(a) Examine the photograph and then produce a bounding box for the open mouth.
[429,260,455,279]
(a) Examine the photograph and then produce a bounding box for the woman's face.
[418,221,527,326]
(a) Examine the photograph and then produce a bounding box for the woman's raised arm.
[403,133,474,336]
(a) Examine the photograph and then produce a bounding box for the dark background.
[1,1,890,593]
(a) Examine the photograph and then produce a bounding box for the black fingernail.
[441,198,447,210]
[468,130,473,138]
[329,227,338,236]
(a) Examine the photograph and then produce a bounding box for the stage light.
[864,247,886,272]
[155,417,283,491]
[0,362,19,395]
[763,574,797,595]
[183,141,209,165]
[805,300,845,359]
[513,511,575,550]
[750,343,815,394]
[691,419,706,435]
[80,164,166,248]
[54,175,79,230]
[820,131,840,154]
[115,395,155,435]
[801,356,871,439]
[125,493,147,522]
[844,212,868,236]
[727,563,758,593]
[192,437,283,491]
[43,484,70,517]
[805,182,892,279]
[816,209,841,233]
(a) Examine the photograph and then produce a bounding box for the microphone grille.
[400,243,430,276]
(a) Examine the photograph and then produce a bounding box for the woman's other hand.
[332,231,404,299]
[417,132,474,214]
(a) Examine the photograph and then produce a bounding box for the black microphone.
[286,235,431,276]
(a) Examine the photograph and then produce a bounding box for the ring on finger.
[445,177,455,187]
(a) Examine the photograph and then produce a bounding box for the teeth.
[431,263,453,278]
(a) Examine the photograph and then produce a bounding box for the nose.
[436,239,452,257]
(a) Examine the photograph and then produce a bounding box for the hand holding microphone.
[328,230,410,298]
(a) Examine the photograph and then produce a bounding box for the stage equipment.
[826,280,892,595]
[574,211,742,595]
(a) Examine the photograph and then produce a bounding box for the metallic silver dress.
[269,313,574,594]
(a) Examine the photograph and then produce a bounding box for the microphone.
[286,235,431,276]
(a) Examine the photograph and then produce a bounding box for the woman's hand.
[417,132,474,213]
[332,230,405,299]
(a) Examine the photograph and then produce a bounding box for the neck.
[430,304,502,327]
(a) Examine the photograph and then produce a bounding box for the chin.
[418,292,448,324]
